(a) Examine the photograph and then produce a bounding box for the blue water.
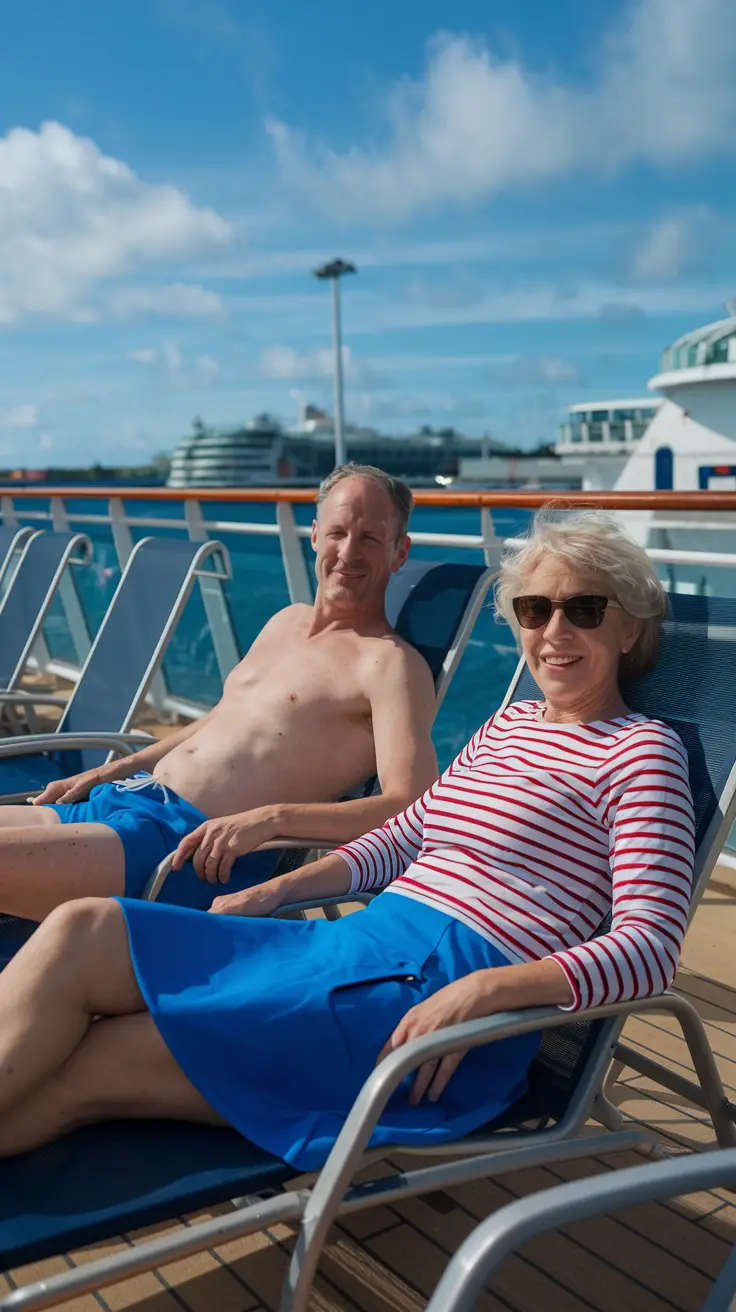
[12,498,532,770]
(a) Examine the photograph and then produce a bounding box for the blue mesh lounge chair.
[0,592,735,1312]
[0,535,231,802]
[142,558,495,902]
[0,537,231,965]
[0,531,92,726]
[425,1148,736,1312]
[0,525,33,594]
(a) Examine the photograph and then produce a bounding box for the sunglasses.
[512,594,623,630]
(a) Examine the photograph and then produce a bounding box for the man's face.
[311,477,410,608]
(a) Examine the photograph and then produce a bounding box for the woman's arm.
[548,725,695,1011]
[338,720,487,895]
[209,851,352,915]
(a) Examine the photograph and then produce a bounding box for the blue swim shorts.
[45,772,281,908]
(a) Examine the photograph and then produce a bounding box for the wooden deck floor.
[3,883,735,1312]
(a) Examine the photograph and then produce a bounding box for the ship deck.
[4,696,736,1312]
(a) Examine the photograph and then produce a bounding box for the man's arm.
[33,708,215,805]
[172,644,439,881]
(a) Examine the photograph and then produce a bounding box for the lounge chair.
[0,531,92,724]
[143,557,495,903]
[0,525,33,594]
[0,535,232,801]
[0,590,734,1312]
[425,1148,736,1312]
[0,536,230,966]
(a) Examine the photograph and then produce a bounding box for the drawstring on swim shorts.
[113,773,173,805]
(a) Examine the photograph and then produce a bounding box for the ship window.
[655,446,674,491]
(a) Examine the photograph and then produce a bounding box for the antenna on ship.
[313,258,357,469]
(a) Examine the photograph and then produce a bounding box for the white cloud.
[629,219,689,282]
[0,404,37,429]
[628,208,712,282]
[488,356,581,386]
[196,354,221,384]
[0,121,230,324]
[110,283,226,319]
[257,344,384,385]
[126,342,221,386]
[268,0,736,222]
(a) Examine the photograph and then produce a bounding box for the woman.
[0,512,694,1169]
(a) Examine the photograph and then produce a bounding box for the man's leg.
[0,898,225,1154]
[0,805,61,829]
[0,821,125,918]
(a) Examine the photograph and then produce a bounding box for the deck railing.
[3,483,736,722]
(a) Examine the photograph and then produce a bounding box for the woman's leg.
[0,1010,228,1156]
[0,896,226,1154]
[0,897,144,1118]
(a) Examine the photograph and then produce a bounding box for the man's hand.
[209,880,285,916]
[377,973,490,1106]
[33,767,111,806]
[172,809,276,883]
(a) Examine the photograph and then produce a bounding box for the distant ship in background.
[168,305,736,512]
[167,404,527,490]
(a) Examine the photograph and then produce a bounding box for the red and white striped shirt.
[337,700,695,1012]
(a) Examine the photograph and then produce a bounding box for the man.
[0,465,438,918]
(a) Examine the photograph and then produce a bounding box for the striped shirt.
[336,700,695,1012]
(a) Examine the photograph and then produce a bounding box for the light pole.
[314,258,356,469]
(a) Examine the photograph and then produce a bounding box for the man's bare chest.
[223,643,369,721]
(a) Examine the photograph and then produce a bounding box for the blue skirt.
[119,891,541,1171]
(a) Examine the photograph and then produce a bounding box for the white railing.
[3,486,736,723]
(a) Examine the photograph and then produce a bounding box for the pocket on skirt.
[329,969,426,1073]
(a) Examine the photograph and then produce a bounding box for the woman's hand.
[209,879,286,917]
[172,809,276,883]
[377,956,574,1106]
[377,973,490,1106]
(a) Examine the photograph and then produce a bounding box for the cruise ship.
[552,306,736,595]
[168,408,494,488]
[553,306,736,496]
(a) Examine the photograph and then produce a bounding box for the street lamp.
[313,258,357,469]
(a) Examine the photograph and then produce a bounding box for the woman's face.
[517,556,642,717]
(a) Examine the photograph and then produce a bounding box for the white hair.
[494,509,669,678]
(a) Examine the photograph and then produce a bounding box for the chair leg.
[603,1057,627,1102]
[592,1090,627,1133]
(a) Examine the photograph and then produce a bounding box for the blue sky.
[0,0,735,465]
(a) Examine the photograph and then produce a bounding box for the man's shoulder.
[358,629,434,686]
[261,602,312,631]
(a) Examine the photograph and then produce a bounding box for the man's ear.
[392,534,410,573]
[310,518,319,553]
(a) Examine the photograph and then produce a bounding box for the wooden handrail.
[3,486,736,510]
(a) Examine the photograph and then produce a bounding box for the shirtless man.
[0,465,438,919]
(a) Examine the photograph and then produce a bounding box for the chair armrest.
[142,850,177,901]
[0,692,68,710]
[290,989,710,1282]
[254,838,339,851]
[425,1148,736,1312]
[0,731,155,759]
[143,843,346,902]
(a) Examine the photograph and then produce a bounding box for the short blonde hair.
[316,463,413,538]
[494,509,669,678]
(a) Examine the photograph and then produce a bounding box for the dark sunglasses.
[512,594,623,630]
